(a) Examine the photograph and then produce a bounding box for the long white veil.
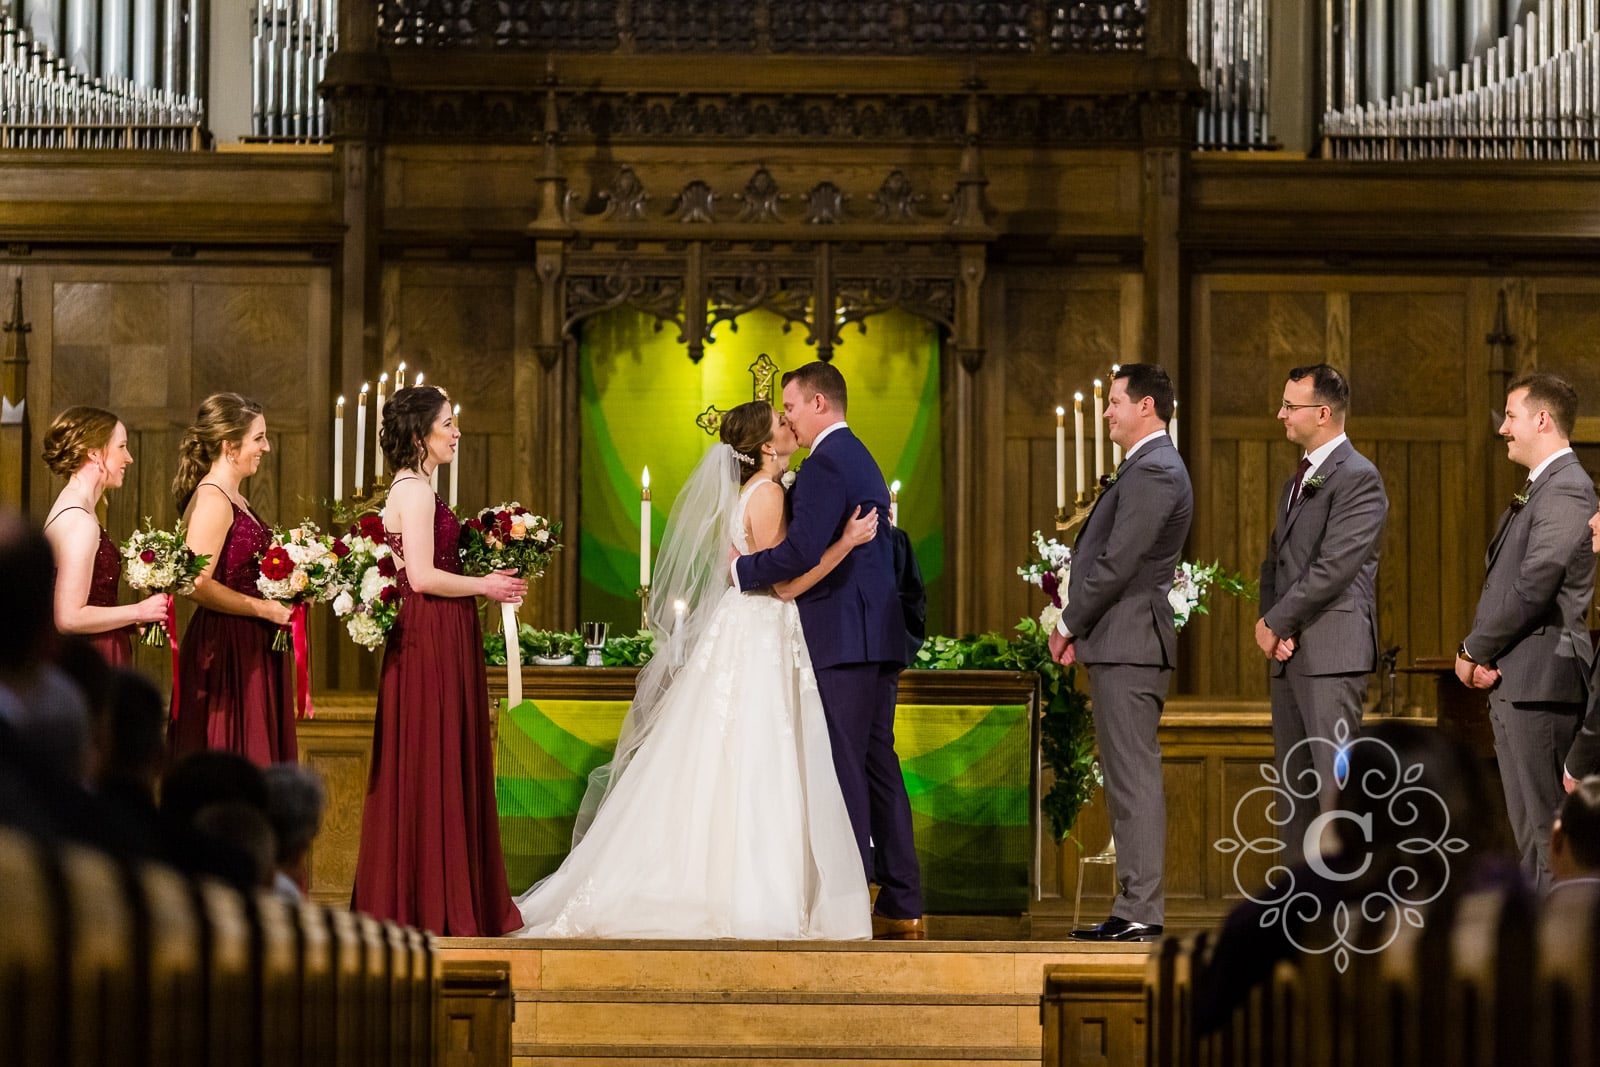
[569,443,743,847]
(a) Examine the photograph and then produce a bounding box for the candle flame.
[337,395,344,406]
[453,404,460,416]
[1093,379,1102,388]
[673,599,686,613]
[360,381,369,395]
[1074,392,1084,402]
[1055,406,1065,416]
[379,372,388,383]
[414,372,424,386]
[890,480,901,494]
[642,466,651,489]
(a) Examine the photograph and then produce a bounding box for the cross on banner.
[695,353,781,436]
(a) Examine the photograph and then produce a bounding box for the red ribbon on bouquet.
[166,595,180,717]
[290,601,316,720]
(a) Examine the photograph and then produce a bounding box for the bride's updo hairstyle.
[381,384,450,474]
[719,400,774,484]
[173,392,264,511]
[41,406,119,478]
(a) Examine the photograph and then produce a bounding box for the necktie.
[1288,457,1312,512]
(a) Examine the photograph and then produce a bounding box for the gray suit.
[1464,451,1596,892]
[1258,439,1388,862]
[1061,434,1193,925]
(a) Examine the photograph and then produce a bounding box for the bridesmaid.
[351,385,525,936]
[168,393,296,765]
[40,407,170,667]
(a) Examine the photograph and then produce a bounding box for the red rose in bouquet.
[259,545,296,583]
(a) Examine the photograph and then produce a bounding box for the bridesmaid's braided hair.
[381,385,451,475]
[41,406,120,478]
[173,393,264,511]
[719,401,774,485]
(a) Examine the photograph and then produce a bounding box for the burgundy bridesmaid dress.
[85,525,134,668]
[351,491,519,936]
[168,491,296,765]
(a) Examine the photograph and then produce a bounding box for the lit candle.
[674,598,686,630]
[354,382,368,493]
[332,395,344,502]
[1093,379,1105,482]
[430,464,439,492]
[448,404,460,509]
[396,361,407,389]
[1054,407,1066,510]
[890,480,901,527]
[1110,364,1122,467]
[414,372,424,388]
[374,373,388,480]
[1073,393,1086,500]
[1170,399,1179,450]
[640,467,652,589]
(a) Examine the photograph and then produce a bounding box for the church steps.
[441,937,1148,1066]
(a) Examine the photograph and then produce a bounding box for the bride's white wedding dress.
[513,479,871,940]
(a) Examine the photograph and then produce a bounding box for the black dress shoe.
[1069,916,1164,942]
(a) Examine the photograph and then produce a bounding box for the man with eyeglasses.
[1257,363,1388,865]
[1458,372,1595,894]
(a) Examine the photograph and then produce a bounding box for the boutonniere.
[1099,470,1119,490]
[781,470,797,490]
[1510,487,1530,511]
[1301,472,1329,496]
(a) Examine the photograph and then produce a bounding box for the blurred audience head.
[95,668,168,799]
[1551,776,1600,885]
[0,510,57,680]
[263,763,326,898]
[192,800,277,890]
[161,750,269,827]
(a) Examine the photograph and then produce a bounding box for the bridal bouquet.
[1018,530,1072,634]
[330,514,401,650]
[460,502,562,709]
[122,519,208,647]
[458,502,562,579]
[257,521,342,651]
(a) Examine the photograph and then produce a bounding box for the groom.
[733,361,925,939]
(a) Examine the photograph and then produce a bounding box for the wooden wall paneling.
[1234,439,1270,697]
[1001,436,1034,645]
[1324,291,1349,372]
[1160,758,1207,904]
[1206,438,1238,696]
[1190,276,1216,694]
[1407,441,1443,707]
[972,270,1010,635]
[1376,439,1411,712]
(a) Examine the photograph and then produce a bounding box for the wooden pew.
[137,862,206,1067]
[0,827,61,1067]
[60,843,140,1067]
[1535,882,1600,1067]
[0,820,497,1067]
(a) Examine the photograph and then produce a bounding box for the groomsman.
[1049,363,1192,942]
[1458,373,1596,894]
[1256,364,1388,864]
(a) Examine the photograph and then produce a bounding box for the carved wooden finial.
[3,276,30,365]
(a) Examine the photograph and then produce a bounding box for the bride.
[514,400,878,940]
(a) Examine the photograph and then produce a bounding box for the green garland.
[484,617,1097,843]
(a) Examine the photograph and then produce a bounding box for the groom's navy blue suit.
[736,424,923,919]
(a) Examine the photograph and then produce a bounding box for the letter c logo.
[1304,810,1373,882]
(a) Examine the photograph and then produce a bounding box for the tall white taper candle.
[1093,380,1105,482]
[448,404,460,509]
[1073,393,1085,499]
[1054,407,1066,510]
[640,467,652,589]
[354,383,368,494]
[889,480,901,527]
[374,373,387,480]
[333,396,344,502]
